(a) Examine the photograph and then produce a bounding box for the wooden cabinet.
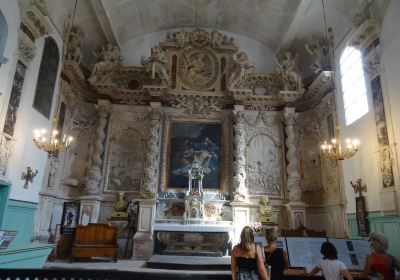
[70,224,118,262]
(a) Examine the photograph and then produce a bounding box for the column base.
[285,201,307,230]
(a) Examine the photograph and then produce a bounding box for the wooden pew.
[70,223,118,262]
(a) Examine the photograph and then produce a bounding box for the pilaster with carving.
[232,111,248,202]
[85,100,110,195]
[141,107,162,197]
[283,107,301,202]
[0,133,16,177]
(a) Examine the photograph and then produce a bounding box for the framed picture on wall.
[60,201,80,235]
[0,230,17,249]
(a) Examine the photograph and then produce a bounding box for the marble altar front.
[153,223,233,257]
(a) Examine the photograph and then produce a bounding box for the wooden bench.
[70,223,118,262]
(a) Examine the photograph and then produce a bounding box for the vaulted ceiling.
[45,0,381,73]
[101,0,301,51]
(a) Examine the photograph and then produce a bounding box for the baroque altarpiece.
[33,28,348,254]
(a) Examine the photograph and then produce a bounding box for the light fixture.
[33,118,73,156]
[321,126,359,160]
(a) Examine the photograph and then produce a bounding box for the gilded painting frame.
[161,116,228,194]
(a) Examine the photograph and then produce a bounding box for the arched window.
[340,46,368,125]
[33,37,59,118]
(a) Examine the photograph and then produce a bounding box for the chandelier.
[321,126,359,160]
[33,118,73,156]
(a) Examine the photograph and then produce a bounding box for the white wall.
[0,1,64,203]
[120,28,276,73]
[7,35,63,203]
[337,1,400,214]
[0,0,20,126]
[380,0,400,213]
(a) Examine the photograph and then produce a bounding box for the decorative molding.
[348,19,381,50]
[18,31,36,64]
[19,1,52,40]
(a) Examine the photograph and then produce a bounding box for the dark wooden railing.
[0,269,366,280]
[1,268,230,280]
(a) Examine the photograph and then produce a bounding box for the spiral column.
[141,107,162,197]
[283,107,301,202]
[85,100,110,195]
[232,110,248,202]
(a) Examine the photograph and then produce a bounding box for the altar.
[153,223,233,257]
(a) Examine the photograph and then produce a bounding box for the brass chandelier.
[33,118,73,156]
[321,126,359,160]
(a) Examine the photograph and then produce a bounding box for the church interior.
[0,0,400,276]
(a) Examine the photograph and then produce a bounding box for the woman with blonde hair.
[231,226,269,280]
[363,232,400,280]
[264,229,289,280]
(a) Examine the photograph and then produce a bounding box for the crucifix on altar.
[183,162,205,223]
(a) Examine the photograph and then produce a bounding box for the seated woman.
[363,232,400,280]
[231,226,269,280]
[264,229,289,280]
[305,242,353,280]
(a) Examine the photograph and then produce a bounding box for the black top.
[236,257,260,280]
[237,257,258,271]
[264,248,285,279]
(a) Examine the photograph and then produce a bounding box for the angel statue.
[141,45,170,87]
[275,51,303,91]
[88,44,121,84]
[227,52,254,91]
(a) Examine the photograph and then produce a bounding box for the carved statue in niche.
[88,44,121,84]
[141,45,170,86]
[210,29,222,48]
[298,136,323,191]
[63,128,91,187]
[228,52,254,91]
[247,135,281,196]
[275,52,303,91]
[166,29,189,47]
[305,28,333,73]
[107,129,144,192]
[65,26,84,64]
[47,157,58,189]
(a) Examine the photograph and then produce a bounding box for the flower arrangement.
[252,221,263,233]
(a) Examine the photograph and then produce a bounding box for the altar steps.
[146,254,231,271]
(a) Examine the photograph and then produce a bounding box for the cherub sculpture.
[275,51,303,91]
[141,45,170,86]
[228,52,254,91]
[88,44,121,83]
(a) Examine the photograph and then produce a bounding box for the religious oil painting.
[60,201,80,235]
[167,122,222,189]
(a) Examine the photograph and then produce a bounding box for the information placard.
[286,237,327,270]
[351,239,371,269]
[328,238,361,270]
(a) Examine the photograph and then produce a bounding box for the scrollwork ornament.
[178,47,219,91]
[140,187,156,199]
[283,111,297,126]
